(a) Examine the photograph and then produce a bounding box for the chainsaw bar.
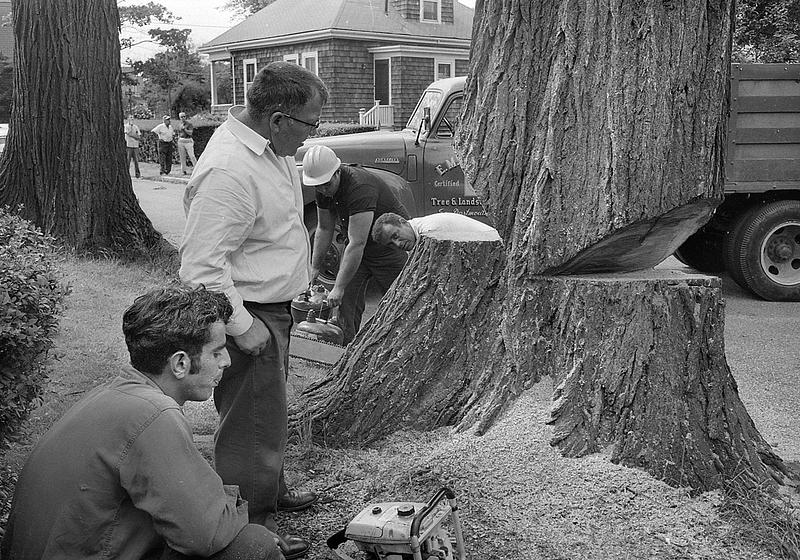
[290,332,345,366]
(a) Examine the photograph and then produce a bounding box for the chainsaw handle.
[409,487,455,538]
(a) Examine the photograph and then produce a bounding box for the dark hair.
[123,284,232,376]
[247,61,329,121]
[372,212,407,244]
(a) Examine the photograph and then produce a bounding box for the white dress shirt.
[180,106,311,336]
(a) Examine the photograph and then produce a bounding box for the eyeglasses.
[280,112,320,129]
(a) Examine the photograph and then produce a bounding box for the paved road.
[132,171,799,463]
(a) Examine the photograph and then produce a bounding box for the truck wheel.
[736,200,800,301]
[723,205,759,291]
[673,228,726,273]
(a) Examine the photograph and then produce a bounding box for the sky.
[121,1,242,62]
[121,0,477,62]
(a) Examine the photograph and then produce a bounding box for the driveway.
[132,171,799,463]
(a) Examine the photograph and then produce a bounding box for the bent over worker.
[303,145,409,344]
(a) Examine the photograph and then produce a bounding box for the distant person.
[303,145,409,344]
[181,61,328,560]
[152,114,176,175]
[372,212,501,250]
[0,284,283,560]
[177,111,198,176]
[124,114,141,179]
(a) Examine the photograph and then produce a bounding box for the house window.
[211,59,232,105]
[301,51,318,75]
[421,0,441,22]
[243,58,257,100]
[283,54,299,64]
[435,58,454,81]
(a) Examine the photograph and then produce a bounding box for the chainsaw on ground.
[327,487,467,560]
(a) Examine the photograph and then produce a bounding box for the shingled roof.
[201,0,473,53]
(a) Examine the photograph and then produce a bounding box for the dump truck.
[298,64,800,301]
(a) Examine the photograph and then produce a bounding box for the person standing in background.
[152,115,175,175]
[177,111,198,176]
[124,114,141,179]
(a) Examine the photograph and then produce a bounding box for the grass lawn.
[1,249,798,559]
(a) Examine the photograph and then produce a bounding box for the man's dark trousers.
[340,248,407,344]
[158,140,174,174]
[213,302,291,530]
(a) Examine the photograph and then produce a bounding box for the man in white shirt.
[180,62,327,560]
[151,115,175,175]
[372,211,501,250]
[123,114,141,178]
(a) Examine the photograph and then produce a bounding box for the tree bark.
[456,0,732,273]
[513,271,791,491]
[296,237,513,446]
[0,0,169,260]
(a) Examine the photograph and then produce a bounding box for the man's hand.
[233,316,271,356]
[310,268,319,286]
[326,285,345,308]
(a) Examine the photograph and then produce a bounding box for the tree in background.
[0,0,168,260]
[734,0,800,62]
[223,0,275,16]
[132,28,208,116]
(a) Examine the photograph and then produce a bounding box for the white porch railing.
[359,101,394,129]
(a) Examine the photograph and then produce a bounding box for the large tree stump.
[504,270,792,491]
[295,236,516,446]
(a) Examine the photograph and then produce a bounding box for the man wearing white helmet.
[303,145,409,344]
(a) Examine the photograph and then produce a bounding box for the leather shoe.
[278,534,309,560]
[277,489,318,512]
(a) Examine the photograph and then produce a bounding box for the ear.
[168,351,191,380]
[269,111,284,131]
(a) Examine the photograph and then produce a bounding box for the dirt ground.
[139,172,800,559]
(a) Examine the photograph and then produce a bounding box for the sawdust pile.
[246,367,783,560]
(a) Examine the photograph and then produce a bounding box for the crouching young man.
[0,284,283,560]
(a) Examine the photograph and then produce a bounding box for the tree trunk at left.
[0,0,168,260]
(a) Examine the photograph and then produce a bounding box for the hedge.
[0,207,70,448]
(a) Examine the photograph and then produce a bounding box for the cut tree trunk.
[295,236,513,446]
[0,0,167,260]
[507,270,791,491]
[294,0,796,494]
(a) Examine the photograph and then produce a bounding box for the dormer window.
[421,0,441,23]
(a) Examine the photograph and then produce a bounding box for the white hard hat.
[302,145,341,186]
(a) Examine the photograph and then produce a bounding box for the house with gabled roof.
[200,0,473,128]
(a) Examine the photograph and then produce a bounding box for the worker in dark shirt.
[303,145,410,344]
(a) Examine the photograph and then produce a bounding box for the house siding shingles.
[393,57,434,126]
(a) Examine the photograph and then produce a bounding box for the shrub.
[130,103,154,119]
[0,207,70,448]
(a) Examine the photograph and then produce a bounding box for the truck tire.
[723,205,760,290]
[673,228,726,273]
[735,200,800,301]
